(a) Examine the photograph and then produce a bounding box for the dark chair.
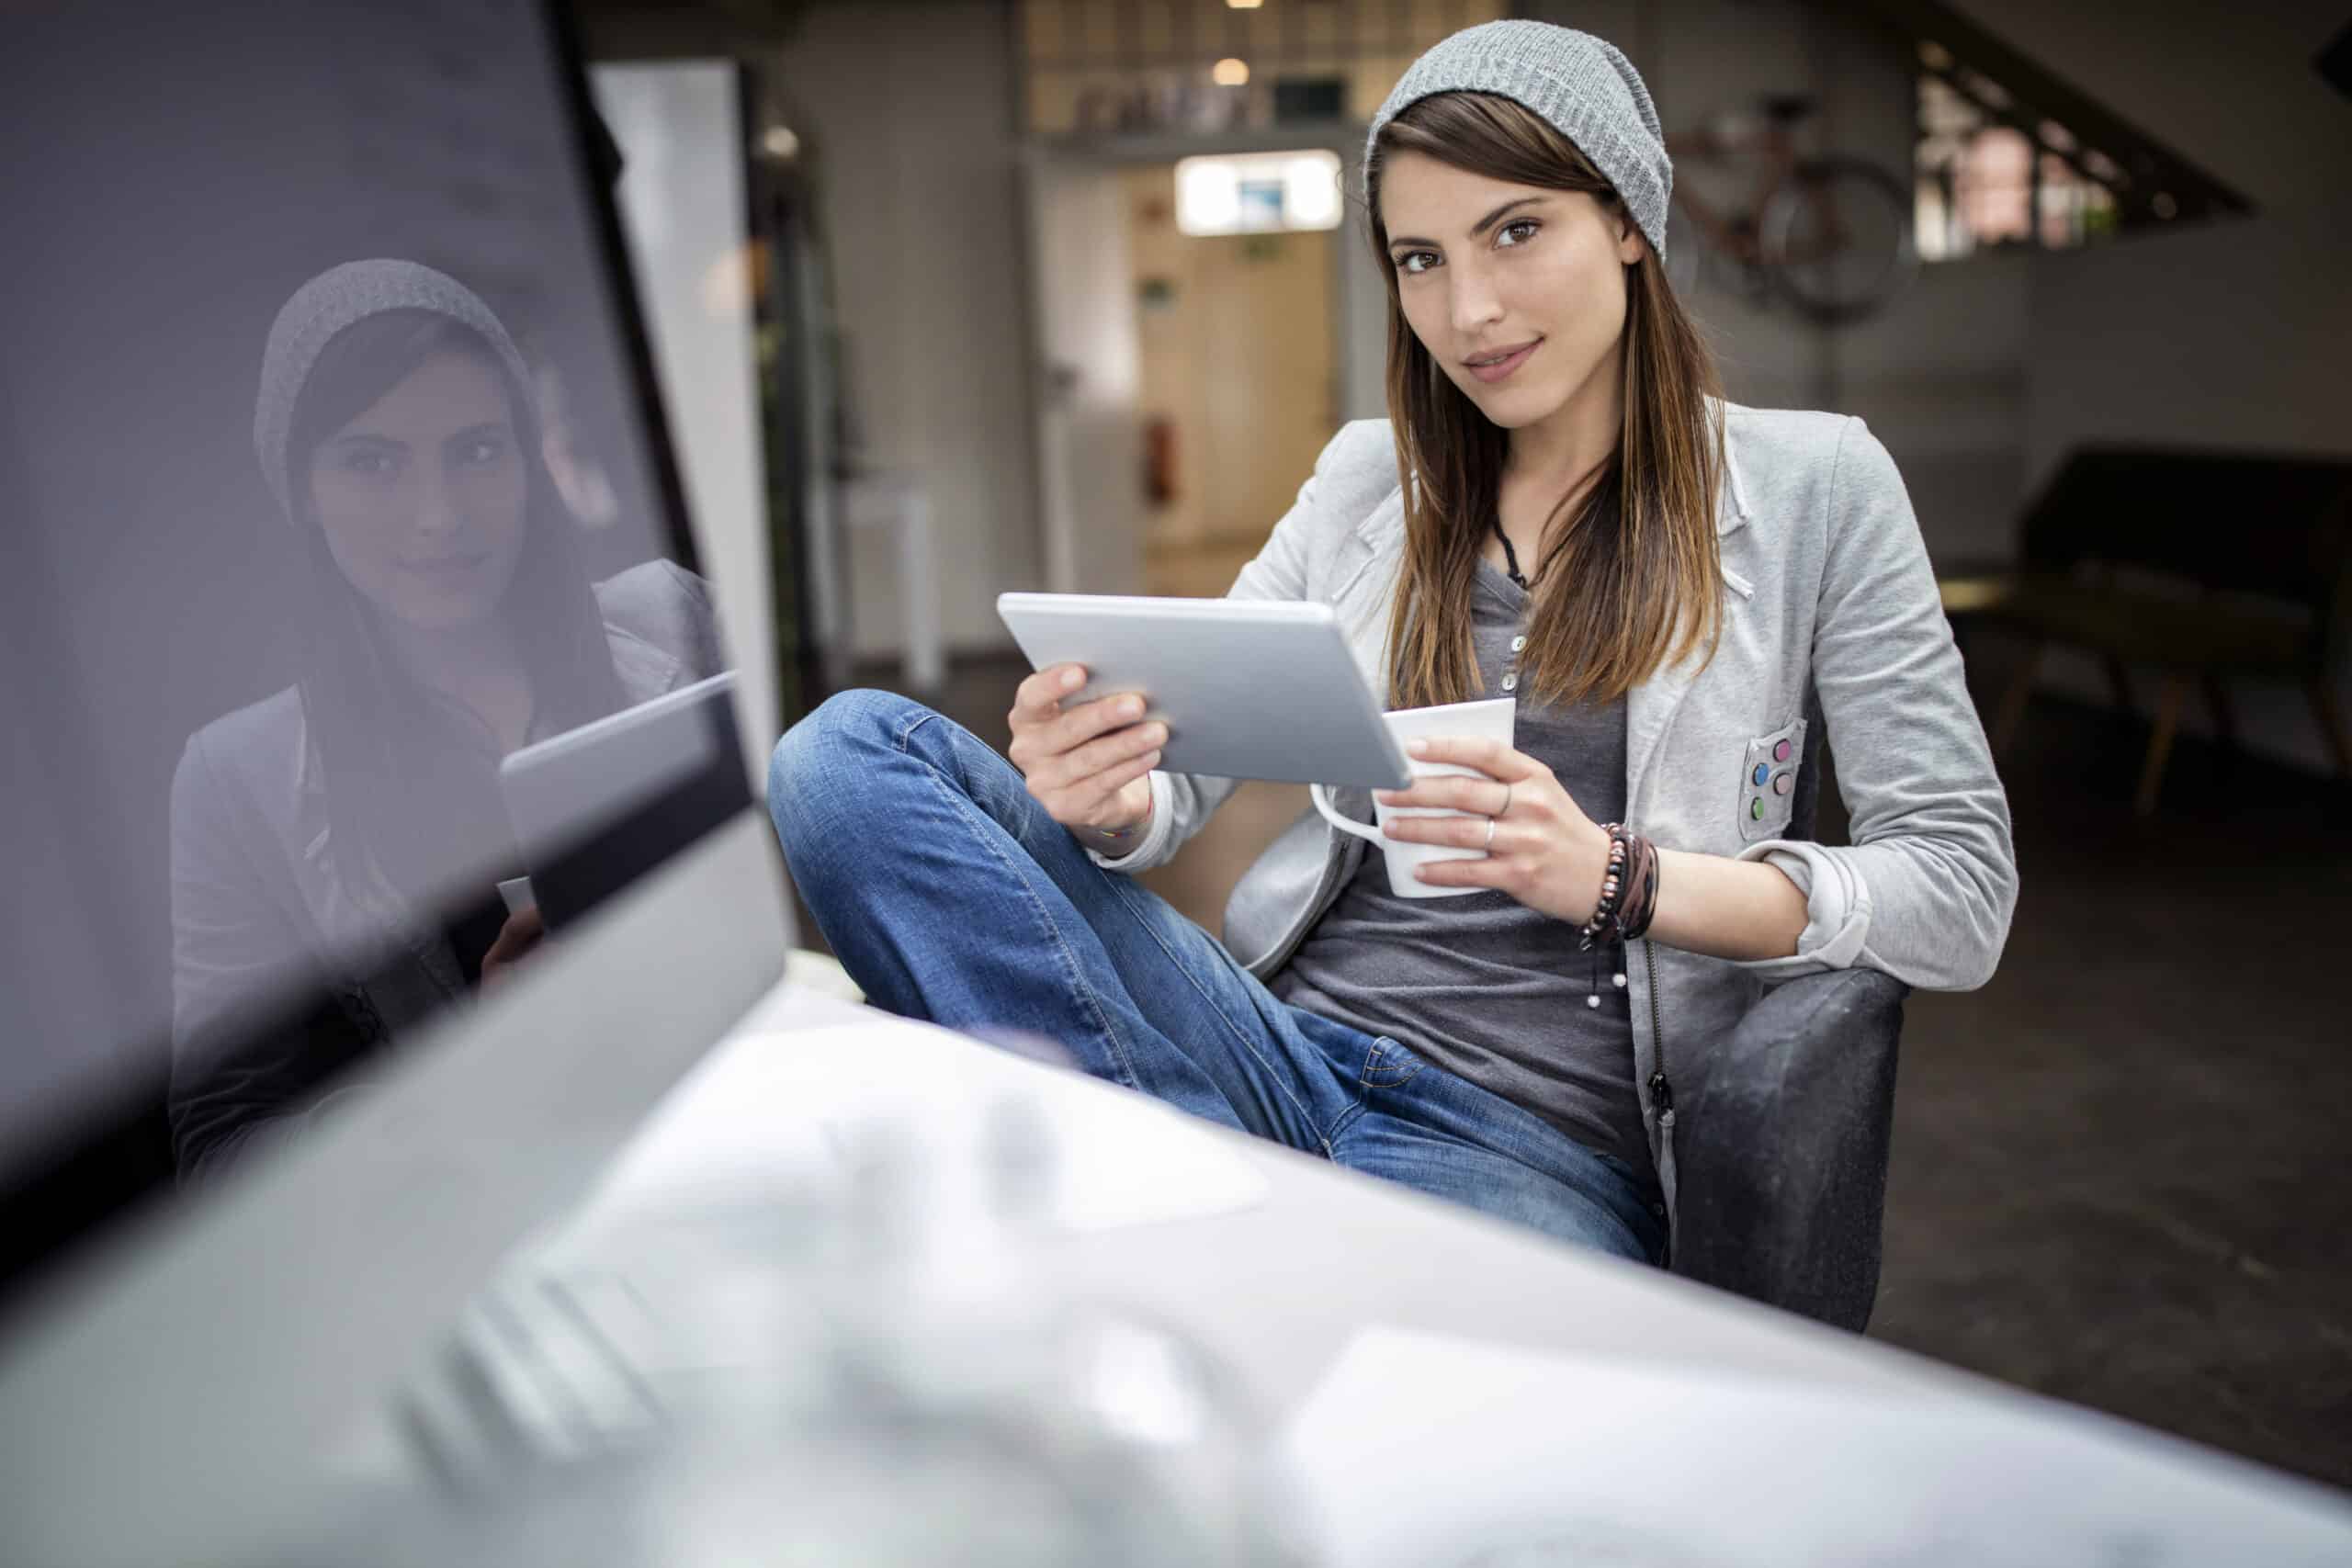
[1939,446,2352,815]
[1668,694,1911,1332]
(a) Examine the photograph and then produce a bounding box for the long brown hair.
[1367,91,1724,710]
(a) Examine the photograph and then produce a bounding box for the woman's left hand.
[481,905,545,990]
[1374,737,1613,923]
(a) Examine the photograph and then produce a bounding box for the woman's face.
[1378,150,1645,435]
[305,347,528,632]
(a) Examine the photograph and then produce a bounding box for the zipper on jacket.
[1645,938,1675,1266]
[1644,940,1671,1128]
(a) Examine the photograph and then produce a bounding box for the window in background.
[1019,0,1506,140]
[1912,38,2245,261]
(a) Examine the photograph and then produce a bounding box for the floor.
[798,639,2352,1492]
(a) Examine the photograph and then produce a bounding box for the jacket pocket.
[1735,715,1807,844]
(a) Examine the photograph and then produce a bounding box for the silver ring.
[1498,782,1514,817]
[1484,816,1498,851]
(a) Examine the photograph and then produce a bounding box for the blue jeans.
[768,690,1665,1266]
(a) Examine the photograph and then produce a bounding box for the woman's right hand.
[480,905,545,990]
[1006,663,1164,837]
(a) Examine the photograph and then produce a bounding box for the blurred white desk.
[431,986,2352,1564]
[707,987,2352,1560]
[709,986,1939,1413]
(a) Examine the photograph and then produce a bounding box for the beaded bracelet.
[1576,823,1634,952]
[1577,822,1659,950]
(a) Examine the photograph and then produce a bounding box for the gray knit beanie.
[254,258,534,521]
[1367,20,1673,262]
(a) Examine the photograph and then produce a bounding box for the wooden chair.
[1939,446,2352,815]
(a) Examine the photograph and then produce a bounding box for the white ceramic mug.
[1309,697,1516,898]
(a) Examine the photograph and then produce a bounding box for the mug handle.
[1309,783,1385,845]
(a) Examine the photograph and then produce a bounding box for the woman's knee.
[766,688,938,849]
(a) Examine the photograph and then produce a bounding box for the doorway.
[1123,162,1339,596]
[1023,141,1384,604]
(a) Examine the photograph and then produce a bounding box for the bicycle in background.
[1664,94,1916,325]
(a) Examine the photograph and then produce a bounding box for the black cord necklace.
[1489,518,1531,592]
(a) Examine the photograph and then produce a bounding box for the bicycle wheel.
[1662,205,1770,309]
[1759,154,1916,326]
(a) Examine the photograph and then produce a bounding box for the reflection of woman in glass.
[169,259,720,1178]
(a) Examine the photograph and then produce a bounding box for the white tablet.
[996,592,1408,789]
[499,671,739,926]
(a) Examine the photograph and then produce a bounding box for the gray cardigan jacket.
[1091,405,2018,1224]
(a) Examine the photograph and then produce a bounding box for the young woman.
[169,259,722,1179]
[770,22,2016,1264]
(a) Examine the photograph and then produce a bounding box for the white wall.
[592,62,776,750]
[1835,252,2031,569]
[1947,0,2352,477]
[773,1,1041,663]
[1027,157,1145,596]
[1940,0,2352,470]
[2022,213,2352,475]
[1946,0,2352,771]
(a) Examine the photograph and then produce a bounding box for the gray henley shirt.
[1272,555,1653,1185]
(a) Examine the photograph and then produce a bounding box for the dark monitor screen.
[0,0,748,1297]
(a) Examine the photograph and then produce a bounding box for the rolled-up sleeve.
[1082,767,1179,873]
[1728,419,2018,991]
